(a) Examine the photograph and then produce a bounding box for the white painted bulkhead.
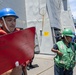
[25,0,54,54]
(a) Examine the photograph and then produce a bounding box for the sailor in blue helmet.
[0,8,19,33]
[0,8,27,75]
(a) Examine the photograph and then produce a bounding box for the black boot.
[26,65,30,70]
[29,63,34,68]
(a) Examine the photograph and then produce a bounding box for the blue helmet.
[0,8,19,18]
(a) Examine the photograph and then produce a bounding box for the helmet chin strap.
[2,17,10,32]
[64,36,69,43]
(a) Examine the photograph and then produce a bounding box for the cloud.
[69,0,75,3]
[68,0,76,19]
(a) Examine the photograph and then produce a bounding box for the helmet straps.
[64,36,69,43]
[2,17,10,32]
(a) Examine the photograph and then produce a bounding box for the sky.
[68,0,76,19]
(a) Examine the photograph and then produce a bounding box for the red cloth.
[0,27,35,74]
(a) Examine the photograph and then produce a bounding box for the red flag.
[0,27,35,74]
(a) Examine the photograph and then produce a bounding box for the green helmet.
[62,28,74,37]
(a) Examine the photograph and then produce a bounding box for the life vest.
[54,41,75,70]
[0,27,20,36]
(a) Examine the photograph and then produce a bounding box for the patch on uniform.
[60,44,64,50]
